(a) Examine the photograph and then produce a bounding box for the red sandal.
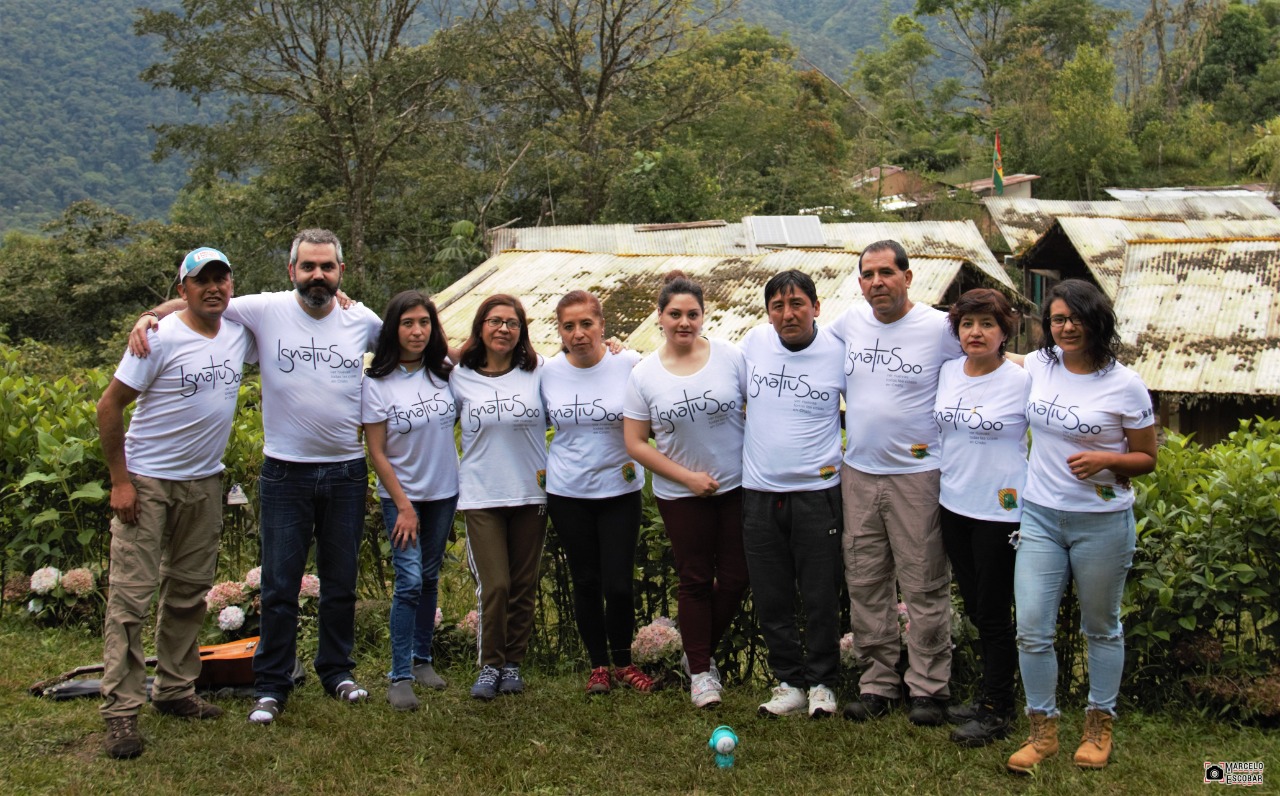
[586,666,612,694]
[613,664,656,693]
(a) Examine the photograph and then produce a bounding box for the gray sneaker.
[387,679,419,711]
[470,665,501,701]
[412,661,447,690]
[498,664,524,695]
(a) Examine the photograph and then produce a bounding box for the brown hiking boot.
[104,715,143,759]
[1073,708,1114,769]
[152,694,224,720]
[1006,712,1059,774]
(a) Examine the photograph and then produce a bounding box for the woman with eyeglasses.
[1006,279,1156,774]
[541,290,655,696]
[450,294,548,701]
[361,291,458,711]
[931,288,1029,746]
[623,271,749,709]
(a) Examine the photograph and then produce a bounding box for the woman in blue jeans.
[362,290,459,711]
[1007,280,1156,774]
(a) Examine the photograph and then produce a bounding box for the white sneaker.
[681,654,720,682]
[759,683,807,717]
[690,671,723,709]
[808,684,837,719]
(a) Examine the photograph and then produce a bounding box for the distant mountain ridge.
[0,0,1146,235]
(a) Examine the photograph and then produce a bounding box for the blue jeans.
[1013,499,1135,716]
[254,456,368,700]
[381,495,458,681]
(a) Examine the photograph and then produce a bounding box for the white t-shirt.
[933,357,1031,521]
[114,314,257,480]
[829,303,963,474]
[623,339,747,500]
[451,360,547,510]
[224,292,381,462]
[1023,349,1155,512]
[740,324,845,492]
[541,350,645,499]
[361,367,459,502]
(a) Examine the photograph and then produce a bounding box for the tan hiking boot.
[1006,712,1059,774]
[104,715,143,759]
[1073,708,1114,769]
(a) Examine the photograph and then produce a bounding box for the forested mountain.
[0,0,1157,235]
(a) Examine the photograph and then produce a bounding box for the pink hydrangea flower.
[30,567,62,595]
[299,574,321,599]
[59,568,96,597]
[218,605,246,631]
[244,566,262,590]
[457,609,479,637]
[897,602,911,636]
[631,620,683,664]
[205,580,246,613]
[435,606,443,629]
[839,632,857,667]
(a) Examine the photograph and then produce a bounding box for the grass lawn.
[2,618,1275,796]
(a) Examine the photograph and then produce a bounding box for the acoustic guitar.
[30,637,260,698]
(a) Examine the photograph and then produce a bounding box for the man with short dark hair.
[830,240,962,727]
[740,269,847,719]
[130,229,382,724]
[98,248,255,758]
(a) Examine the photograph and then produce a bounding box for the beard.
[295,278,337,309]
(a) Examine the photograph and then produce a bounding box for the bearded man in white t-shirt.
[741,270,847,720]
[130,230,383,725]
[98,248,256,758]
[828,240,962,728]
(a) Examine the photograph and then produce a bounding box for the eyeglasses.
[484,317,521,330]
[1049,315,1083,329]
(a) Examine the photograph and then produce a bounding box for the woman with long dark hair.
[541,290,654,695]
[451,294,548,701]
[623,271,749,709]
[362,290,458,711]
[932,288,1029,746]
[1006,279,1156,774]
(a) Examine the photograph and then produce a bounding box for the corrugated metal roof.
[1114,238,1280,396]
[984,196,1280,254]
[1052,217,1279,297]
[432,249,1001,355]
[488,220,1013,289]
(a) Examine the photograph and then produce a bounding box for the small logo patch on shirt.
[536,469,546,489]
[621,462,637,483]
[910,444,930,459]
[998,488,1018,511]
[1095,484,1116,501]
[819,465,836,480]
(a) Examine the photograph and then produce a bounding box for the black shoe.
[908,696,946,726]
[950,704,1016,747]
[842,693,896,722]
[945,701,980,725]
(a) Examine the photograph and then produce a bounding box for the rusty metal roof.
[433,247,1012,355]
[1048,217,1279,297]
[1115,238,1280,396]
[984,196,1280,254]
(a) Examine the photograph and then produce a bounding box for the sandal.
[247,697,281,724]
[333,679,369,703]
[614,664,656,693]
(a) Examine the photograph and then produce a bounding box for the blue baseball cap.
[179,247,232,281]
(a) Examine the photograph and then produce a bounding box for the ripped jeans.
[1013,500,1135,716]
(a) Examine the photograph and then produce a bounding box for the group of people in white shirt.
[101,232,1155,776]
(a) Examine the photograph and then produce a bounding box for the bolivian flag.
[992,131,1004,196]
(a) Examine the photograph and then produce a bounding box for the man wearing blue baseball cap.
[97,248,256,758]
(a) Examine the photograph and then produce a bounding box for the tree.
[136,0,487,280]
[479,0,743,223]
[1043,45,1137,198]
